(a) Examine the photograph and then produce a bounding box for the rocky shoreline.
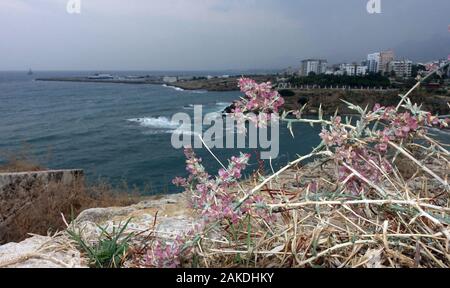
[170,75,276,92]
[223,88,450,117]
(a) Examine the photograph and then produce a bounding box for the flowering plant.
[230,77,284,128]
[142,62,450,268]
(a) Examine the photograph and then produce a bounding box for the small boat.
[27,69,33,75]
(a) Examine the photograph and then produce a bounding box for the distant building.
[325,69,335,75]
[333,70,345,76]
[88,73,114,80]
[300,59,328,76]
[367,52,381,73]
[388,60,413,78]
[356,65,368,76]
[283,66,297,76]
[339,64,355,76]
[367,50,395,74]
[163,76,178,83]
[379,50,395,74]
[338,64,368,76]
[177,76,194,81]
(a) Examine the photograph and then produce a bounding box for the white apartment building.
[300,59,328,76]
[356,65,368,75]
[339,64,368,76]
[388,60,413,78]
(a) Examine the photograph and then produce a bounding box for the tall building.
[367,52,380,73]
[379,50,395,74]
[300,59,328,76]
[388,60,413,78]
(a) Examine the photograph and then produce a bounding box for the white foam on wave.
[162,84,184,91]
[128,116,199,136]
[128,117,180,129]
[216,102,231,106]
[215,102,232,113]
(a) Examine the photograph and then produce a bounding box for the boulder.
[0,235,85,268]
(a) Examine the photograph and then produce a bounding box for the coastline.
[35,77,165,85]
[35,76,450,116]
[35,75,276,92]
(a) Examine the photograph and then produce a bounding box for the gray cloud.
[0,0,449,70]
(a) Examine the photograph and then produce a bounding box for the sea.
[2,71,445,194]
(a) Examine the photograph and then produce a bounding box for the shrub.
[141,62,450,268]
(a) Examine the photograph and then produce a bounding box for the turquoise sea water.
[0,71,326,194]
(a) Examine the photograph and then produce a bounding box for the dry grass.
[194,157,449,268]
[0,158,142,244]
[0,149,46,173]
[167,65,450,268]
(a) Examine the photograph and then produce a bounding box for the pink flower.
[218,169,230,179]
[373,103,383,112]
[172,177,186,187]
[145,238,184,268]
[376,143,388,153]
[173,150,255,225]
[231,77,285,128]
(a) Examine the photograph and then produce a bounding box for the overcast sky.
[0,0,449,71]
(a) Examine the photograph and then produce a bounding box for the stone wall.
[0,170,84,244]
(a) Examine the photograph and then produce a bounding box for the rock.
[0,192,195,268]
[223,102,236,114]
[74,193,197,243]
[75,193,190,224]
[0,235,85,268]
[75,206,138,224]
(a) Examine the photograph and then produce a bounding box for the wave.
[216,102,231,106]
[128,116,199,136]
[162,84,184,91]
[127,117,180,130]
[215,102,232,113]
